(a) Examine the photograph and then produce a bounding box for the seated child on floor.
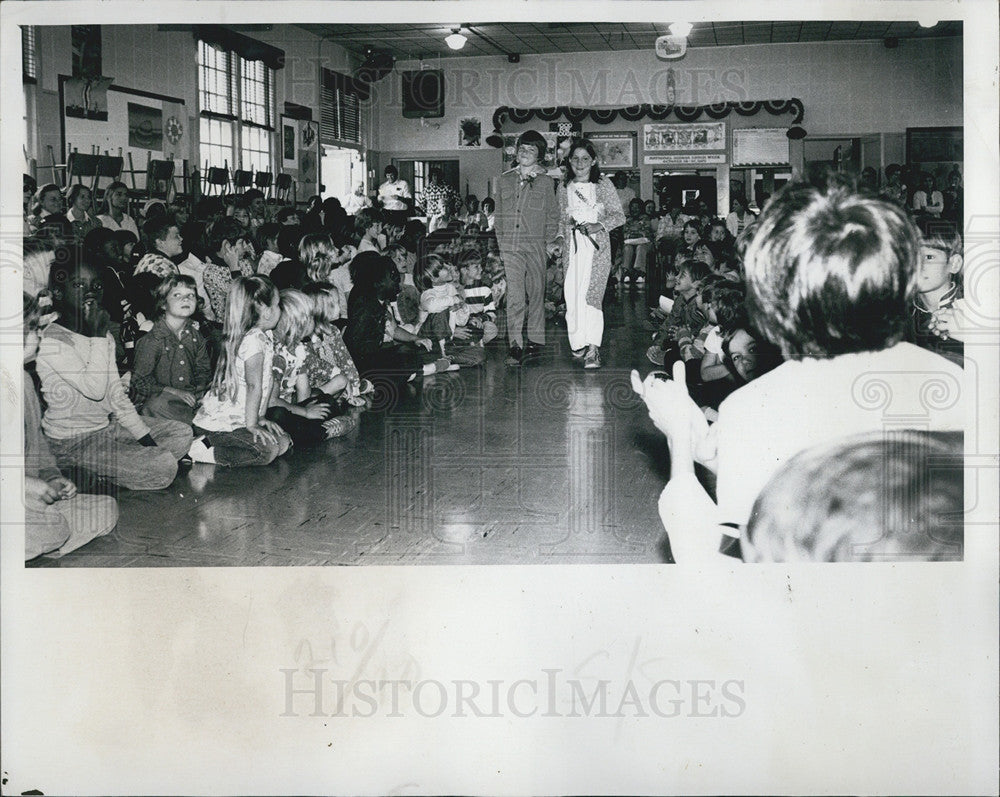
[692,279,751,411]
[909,216,964,366]
[419,254,467,358]
[130,274,212,425]
[302,281,370,409]
[23,292,118,560]
[647,258,710,367]
[188,276,292,466]
[265,289,351,446]
[256,222,283,277]
[36,254,193,491]
[457,252,498,345]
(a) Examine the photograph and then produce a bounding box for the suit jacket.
[494,167,560,265]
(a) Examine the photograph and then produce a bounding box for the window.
[200,116,235,173]
[198,39,275,175]
[22,26,38,83]
[320,69,362,145]
[241,126,271,174]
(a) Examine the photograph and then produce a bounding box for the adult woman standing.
[556,138,625,369]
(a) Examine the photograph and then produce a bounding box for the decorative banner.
[63,76,113,121]
[459,117,482,148]
[300,120,318,152]
[299,120,318,184]
[644,122,726,152]
[127,102,163,150]
[492,99,804,132]
[588,131,637,169]
[645,153,727,165]
[162,101,186,157]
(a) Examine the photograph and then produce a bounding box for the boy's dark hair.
[243,189,265,205]
[276,207,299,224]
[743,179,919,358]
[349,251,397,294]
[206,217,249,254]
[82,226,117,259]
[153,273,199,316]
[127,271,165,319]
[677,258,712,283]
[257,222,281,249]
[710,286,748,334]
[195,196,224,221]
[481,197,495,212]
[516,130,548,162]
[144,215,178,248]
[277,225,304,259]
[112,229,138,248]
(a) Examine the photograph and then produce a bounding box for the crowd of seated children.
[632,174,966,562]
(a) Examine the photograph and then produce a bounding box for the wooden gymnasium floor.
[28,288,680,567]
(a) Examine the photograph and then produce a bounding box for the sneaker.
[583,347,601,369]
[646,345,665,366]
[525,341,544,356]
[323,414,359,439]
[187,435,216,464]
[635,275,645,285]
[622,274,631,284]
[506,345,523,366]
[571,346,587,359]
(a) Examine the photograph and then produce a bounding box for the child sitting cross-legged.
[265,289,354,446]
[36,254,194,490]
[188,276,292,466]
[457,252,499,345]
[23,293,118,559]
[130,274,212,425]
[418,254,466,360]
[301,281,370,414]
[647,258,710,367]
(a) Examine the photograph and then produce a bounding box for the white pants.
[564,239,604,350]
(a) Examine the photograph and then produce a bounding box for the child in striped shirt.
[458,254,498,345]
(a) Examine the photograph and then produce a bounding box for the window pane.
[22,26,38,80]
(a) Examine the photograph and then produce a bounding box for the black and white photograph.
[2,1,997,794]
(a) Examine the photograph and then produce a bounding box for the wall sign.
[645,153,727,165]
[643,122,726,152]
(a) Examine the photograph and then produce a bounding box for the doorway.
[653,171,717,213]
[321,146,365,205]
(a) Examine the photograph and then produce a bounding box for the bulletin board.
[732,128,790,166]
[59,77,190,190]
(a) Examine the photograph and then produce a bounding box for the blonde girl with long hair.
[264,289,348,446]
[188,276,291,466]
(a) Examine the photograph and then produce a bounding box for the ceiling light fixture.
[918,18,938,29]
[669,21,693,38]
[445,28,467,50]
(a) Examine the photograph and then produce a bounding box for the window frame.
[22,25,38,84]
[197,39,276,175]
